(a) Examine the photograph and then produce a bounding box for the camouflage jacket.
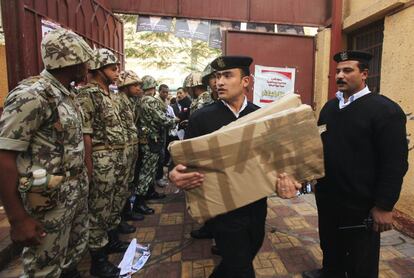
[190,91,214,115]
[77,82,126,146]
[116,92,138,143]
[137,95,175,141]
[0,70,85,175]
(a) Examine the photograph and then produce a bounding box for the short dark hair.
[240,67,250,77]
[176,87,183,91]
[159,84,169,91]
[357,61,369,71]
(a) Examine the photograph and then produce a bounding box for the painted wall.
[380,5,414,218]
[343,0,409,18]
[0,44,8,107]
[313,28,331,116]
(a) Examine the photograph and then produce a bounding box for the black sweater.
[317,93,408,211]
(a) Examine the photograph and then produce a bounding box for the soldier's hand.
[275,173,301,199]
[10,216,46,246]
[169,164,204,190]
[371,206,393,233]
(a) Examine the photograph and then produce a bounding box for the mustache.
[336,80,347,85]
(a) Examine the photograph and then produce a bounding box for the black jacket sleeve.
[373,105,409,211]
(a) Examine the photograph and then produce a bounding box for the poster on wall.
[253,65,296,107]
[136,15,173,33]
[209,20,241,49]
[41,19,61,38]
[175,19,210,42]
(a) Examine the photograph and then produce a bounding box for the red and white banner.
[253,65,296,107]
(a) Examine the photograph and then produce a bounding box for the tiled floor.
[1,190,414,277]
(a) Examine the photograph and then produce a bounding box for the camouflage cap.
[117,70,142,88]
[89,48,119,70]
[141,75,157,90]
[183,71,203,88]
[41,28,94,70]
[201,64,216,85]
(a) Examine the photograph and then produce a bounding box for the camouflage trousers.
[125,143,139,188]
[135,144,159,196]
[21,171,89,278]
[88,149,128,250]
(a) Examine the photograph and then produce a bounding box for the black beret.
[210,56,253,71]
[333,50,373,64]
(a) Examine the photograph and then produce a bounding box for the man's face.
[144,88,156,96]
[102,64,120,83]
[159,87,169,101]
[176,89,184,100]
[208,75,217,93]
[73,62,88,84]
[216,68,249,102]
[336,60,367,95]
[127,83,143,98]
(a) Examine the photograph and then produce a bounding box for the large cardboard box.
[169,94,324,222]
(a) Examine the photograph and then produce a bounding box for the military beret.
[333,50,373,64]
[210,56,253,71]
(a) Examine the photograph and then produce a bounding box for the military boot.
[145,185,166,200]
[134,195,155,215]
[90,248,120,278]
[105,229,130,254]
[117,220,136,234]
[121,197,145,221]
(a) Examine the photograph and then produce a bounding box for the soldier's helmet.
[141,75,157,90]
[41,28,94,70]
[89,48,119,70]
[117,70,142,88]
[201,64,216,86]
[183,71,203,88]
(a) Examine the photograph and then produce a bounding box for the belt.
[92,144,127,152]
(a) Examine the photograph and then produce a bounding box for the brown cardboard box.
[169,95,324,222]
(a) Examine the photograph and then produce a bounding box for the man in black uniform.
[303,51,409,278]
[169,56,300,278]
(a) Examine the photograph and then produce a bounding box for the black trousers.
[209,198,267,278]
[315,192,380,278]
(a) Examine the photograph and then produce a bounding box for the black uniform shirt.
[317,93,408,211]
[185,100,259,139]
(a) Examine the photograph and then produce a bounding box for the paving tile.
[1,188,414,278]
[159,213,184,225]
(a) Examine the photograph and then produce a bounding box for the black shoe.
[121,198,145,221]
[117,220,136,234]
[134,196,155,215]
[123,211,145,221]
[60,268,81,278]
[105,230,130,254]
[145,191,166,200]
[190,227,214,239]
[90,248,120,278]
[211,245,221,256]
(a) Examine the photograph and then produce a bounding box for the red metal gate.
[1,0,124,90]
[224,30,315,106]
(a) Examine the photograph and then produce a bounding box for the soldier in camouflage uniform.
[202,63,218,101]
[77,48,126,278]
[133,75,176,215]
[184,71,214,115]
[116,70,146,223]
[0,28,93,278]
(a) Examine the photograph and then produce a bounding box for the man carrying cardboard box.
[169,55,301,278]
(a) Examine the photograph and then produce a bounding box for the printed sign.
[253,65,296,107]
